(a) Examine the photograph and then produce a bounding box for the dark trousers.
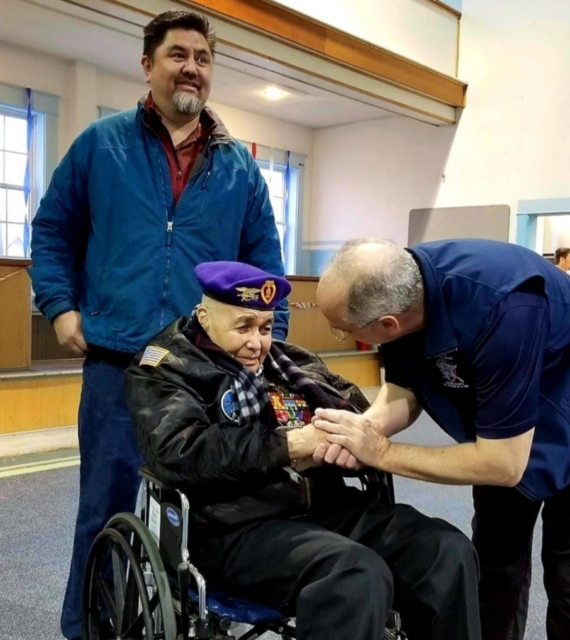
[61,355,144,640]
[472,484,570,640]
[196,494,482,640]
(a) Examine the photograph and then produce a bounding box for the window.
[258,161,296,273]
[0,105,44,258]
[0,82,58,260]
[260,165,286,247]
[254,148,305,274]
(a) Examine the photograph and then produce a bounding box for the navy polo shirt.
[381,239,570,502]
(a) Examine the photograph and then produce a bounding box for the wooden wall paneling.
[323,353,380,388]
[0,375,82,434]
[31,313,79,362]
[287,279,359,352]
[0,259,32,370]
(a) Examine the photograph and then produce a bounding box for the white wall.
[0,41,69,155]
[0,41,67,96]
[308,0,570,249]
[435,0,570,216]
[273,0,459,76]
[435,0,570,242]
[310,117,454,245]
[96,71,146,115]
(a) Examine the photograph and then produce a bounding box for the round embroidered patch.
[221,389,237,421]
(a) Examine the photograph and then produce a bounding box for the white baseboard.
[0,426,78,458]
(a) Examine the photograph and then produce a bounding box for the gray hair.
[323,238,423,326]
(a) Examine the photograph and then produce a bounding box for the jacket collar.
[407,246,458,358]
[138,92,233,144]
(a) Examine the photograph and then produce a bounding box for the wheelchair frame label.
[148,495,161,544]
[166,507,181,527]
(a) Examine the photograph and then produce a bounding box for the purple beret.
[194,261,291,309]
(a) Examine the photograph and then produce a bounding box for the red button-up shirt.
[144,93,215,204]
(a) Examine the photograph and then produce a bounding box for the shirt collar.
[407,246,458,358]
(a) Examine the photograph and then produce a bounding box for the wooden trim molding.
[0,257,31,268]
[287,275,319,282]
[175,0,466,107]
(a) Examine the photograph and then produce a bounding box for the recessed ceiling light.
[262,86,287,100]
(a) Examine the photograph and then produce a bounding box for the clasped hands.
[286,409,390,472]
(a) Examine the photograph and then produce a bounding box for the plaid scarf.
[184,314,348,426]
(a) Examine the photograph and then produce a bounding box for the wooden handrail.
[287,275,319,282]
[0,257,31,268]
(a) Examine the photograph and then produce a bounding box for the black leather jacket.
[125,318,393,538]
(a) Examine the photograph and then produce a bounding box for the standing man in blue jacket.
[314,238,570,640]
[30,10,288,640]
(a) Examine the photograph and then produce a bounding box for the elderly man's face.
[198,302,274,373]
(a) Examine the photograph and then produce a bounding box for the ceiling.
[0,0,397,129]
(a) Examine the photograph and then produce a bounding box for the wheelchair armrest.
[358,469,396,505]
[139,465,178,491]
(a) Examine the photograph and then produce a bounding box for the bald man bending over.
[314,237,570,640]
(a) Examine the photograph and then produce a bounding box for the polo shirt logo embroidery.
[436,356,469,389]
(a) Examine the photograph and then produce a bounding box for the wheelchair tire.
[82,512,177,640]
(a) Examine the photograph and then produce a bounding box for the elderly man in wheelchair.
[82,261,481,640]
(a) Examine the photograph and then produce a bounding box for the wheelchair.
[82,467,407,640]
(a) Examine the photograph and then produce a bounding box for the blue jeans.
[61,353,144,640]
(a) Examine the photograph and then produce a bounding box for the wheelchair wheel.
[83,512,177,640]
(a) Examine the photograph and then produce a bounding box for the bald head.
[318,239,423,327]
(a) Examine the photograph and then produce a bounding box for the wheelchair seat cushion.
[190,587,285,624]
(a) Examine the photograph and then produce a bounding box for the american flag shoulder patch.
[140,345,170,368]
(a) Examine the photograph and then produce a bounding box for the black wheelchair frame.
[82,467,406,640]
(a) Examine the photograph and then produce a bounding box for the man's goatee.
[172,92,205,116]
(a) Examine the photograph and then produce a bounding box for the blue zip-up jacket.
[382,239,570,501]
[30,105,289,351]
